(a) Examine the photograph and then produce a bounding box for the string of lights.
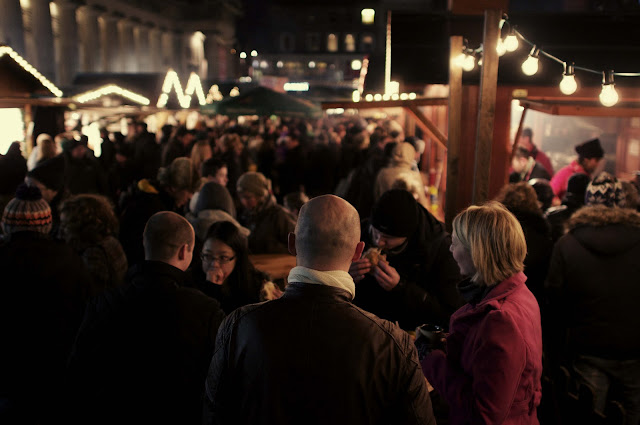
[157,69,207,109]
[74,84,150,105]
[0,45,63,98]
[454,15,640,107]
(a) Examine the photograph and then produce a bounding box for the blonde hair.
[190,140,212,177]
[452,202,527,285]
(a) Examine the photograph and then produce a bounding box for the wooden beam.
[321,98,448,110]
[445,35,464,230]
[406,104,448,151]
[520,99,640,117]
[509,105,528,162]
[472,9,501,204]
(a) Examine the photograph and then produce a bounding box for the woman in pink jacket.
[420,202,543,425]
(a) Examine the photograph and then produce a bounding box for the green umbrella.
[201,86,322,118]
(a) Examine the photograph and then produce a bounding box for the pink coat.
[549,160,587,199]
[421,272,543,425]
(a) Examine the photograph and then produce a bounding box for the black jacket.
[66,261,225,425]
[509,209,553,304]
[204,283,435,425]
[545,206,640,362]
[353,206,465,330]
[0,232,92,424]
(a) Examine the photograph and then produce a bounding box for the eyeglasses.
[200,253,236,265]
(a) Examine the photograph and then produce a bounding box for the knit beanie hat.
[195,182,236,217]
[585,172,625,207]
[26,155,65,191]
[237,172,270,199]
[2,183,52,235]
[157,157,199,192]
[371,189,419,237]
[575,138,604,159]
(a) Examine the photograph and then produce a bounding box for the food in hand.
[363,247,386,267]
[207,268,225,285]
[260,281,283,301]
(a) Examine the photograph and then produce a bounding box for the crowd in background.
[0,115,639,425]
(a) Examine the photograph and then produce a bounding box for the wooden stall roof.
[519,98,640,117]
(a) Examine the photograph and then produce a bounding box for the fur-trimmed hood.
[567,205,640,255]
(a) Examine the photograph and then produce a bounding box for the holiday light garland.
[454,15,640,107]
[157,69,207,109]
[74,84,150,105]
[0,45,63,97]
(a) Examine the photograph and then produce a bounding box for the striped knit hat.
[2,183,52,235]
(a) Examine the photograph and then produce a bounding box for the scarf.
[287,266,356,300]
[457,278,491,305]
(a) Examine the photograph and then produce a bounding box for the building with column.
[0,0,242,89]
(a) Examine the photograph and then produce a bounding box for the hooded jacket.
[545,206,640,360]
[374,143,428,208]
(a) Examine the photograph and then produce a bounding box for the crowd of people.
[0,116,639,425]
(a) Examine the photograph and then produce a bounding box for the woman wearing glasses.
[197,221,281,314]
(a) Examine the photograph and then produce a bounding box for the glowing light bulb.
[374,94,382,101]
[600,84,618,107]
[504,34,518,52]
[521,56,538,75]
[559,63,577,95]
[240,52,247,59]
[462,54,475,71]
[559,74,577,95]
[365,94,373,101]
[352,91,360,102]
[251,50,258,57]
[600,71,618,107]
[496,39,506,56]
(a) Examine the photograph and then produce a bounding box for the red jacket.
[550,160,587,200]
[421,272,543,425]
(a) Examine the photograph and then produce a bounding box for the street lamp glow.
[361,8,375,24]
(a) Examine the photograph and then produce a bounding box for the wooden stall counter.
[249,253,297,281]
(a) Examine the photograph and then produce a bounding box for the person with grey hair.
[236,171,295,254]
[204,195,435,425]
[67,211,225,425]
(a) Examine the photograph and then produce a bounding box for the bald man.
[204,195,435,425]
[67,212,225,425]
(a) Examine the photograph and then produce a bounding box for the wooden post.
[472,9,501,204]
[445,35,464,230]
[509,104,528,162]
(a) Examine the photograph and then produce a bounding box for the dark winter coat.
[353,205,465,330]
[422,272,543,425]
[204,283,436,425]
[545,206,640,361]
[0,232,93,424]
[119,179,180,266]
[64,152,109,196]
[239,197,296,254]
[508,209,553,303]
[545,192,585,242]
[66,260,225,425]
